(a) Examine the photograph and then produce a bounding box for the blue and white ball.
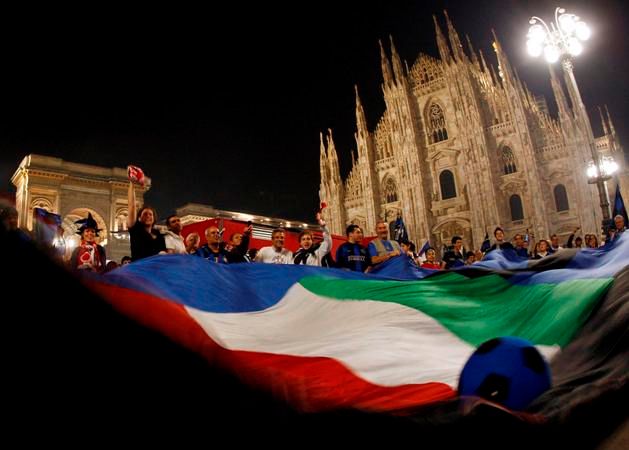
[458,336,551,411]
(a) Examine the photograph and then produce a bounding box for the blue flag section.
[480,232,491,253]
[418,240,430,256]
[393,214,408,243]
[33,207,62,246]
[612,183,628,225]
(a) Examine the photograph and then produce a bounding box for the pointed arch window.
[502,146,517,174]
[439,170,456,200]
[382,177,398,203]
[428,103,448,144]
[510,194,524,221]
[554,184,569,212]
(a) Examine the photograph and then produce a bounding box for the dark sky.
[1,0,627,222]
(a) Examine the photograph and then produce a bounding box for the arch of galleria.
[9,154,316,262]
[11,155,143,263]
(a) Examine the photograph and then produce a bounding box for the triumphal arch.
[11,154,150,262]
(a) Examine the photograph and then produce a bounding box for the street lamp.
[586,156,619,180]
[526,8,591,62]
[587,155,618,234]
[526,7,613,224]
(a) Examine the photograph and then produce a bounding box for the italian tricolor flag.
[93,243,623,413]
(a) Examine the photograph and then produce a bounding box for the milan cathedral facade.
[319,13,623,250]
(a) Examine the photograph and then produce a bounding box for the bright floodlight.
[567,38,583,56]
[575,22,591,40]
[544,45,560,63]
[588,157,619,179]
[558,14,576,34]
[528,24,546,43]
[601,157,619,176]
[527,7,590,64]
[527,40,543,57]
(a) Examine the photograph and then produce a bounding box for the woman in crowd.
[584,233,599,249]
[127,181,166,261]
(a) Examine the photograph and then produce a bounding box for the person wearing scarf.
[70,213,106,273]
[293,213,332,266]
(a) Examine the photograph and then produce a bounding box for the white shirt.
[293,226,333,266]
[164,231,187,254]
[255,246,293,264]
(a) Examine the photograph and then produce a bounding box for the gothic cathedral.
[319,13,623,251]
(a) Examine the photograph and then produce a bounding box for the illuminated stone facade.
[320,14,624,250]
[11,154,150,262]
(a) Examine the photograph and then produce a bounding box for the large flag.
[612,183,628,225]
[393,214,408,243]
[4,217,627,445]
[480,232,491,253]
[33,207,62,247]
[417,240,430,256]
[89,234,629,415]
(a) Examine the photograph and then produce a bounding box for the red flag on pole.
[127,165,146,186]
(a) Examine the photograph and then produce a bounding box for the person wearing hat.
[69,213,106,273]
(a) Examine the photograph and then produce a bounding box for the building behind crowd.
[10,154,140,262]
[319,13,625,251]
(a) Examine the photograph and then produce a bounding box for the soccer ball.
[457,336,551,411]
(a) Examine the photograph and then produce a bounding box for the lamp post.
[586,156,619,218]
[526,7,614,224]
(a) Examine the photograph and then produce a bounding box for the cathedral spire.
[489,63,499,87]
[479,49,490,74]
[379,40,394,86]
[320,129,346,235]
[604,105,617,137]
[355,84,362,107]
[320,131,328,164]
[478,49,494,87]
[512,67,528,102]
[522,80,533,109]
[491,30,515,86]
[327,128,338,162]
[465,34,480,69]
[327,128,341,182]
[319,131,329,189]
[432,15,452,64]
[444,10,466,63]
[549,65,572,123]
[355,85,368,135]
[389,35,406,83]
[598,106,610,136]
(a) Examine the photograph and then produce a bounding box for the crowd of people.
[101,180,627,274]
[2,181,626,275]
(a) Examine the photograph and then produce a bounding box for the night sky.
[1,0,627,222]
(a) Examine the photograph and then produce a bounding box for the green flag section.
[300,273,613,347]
